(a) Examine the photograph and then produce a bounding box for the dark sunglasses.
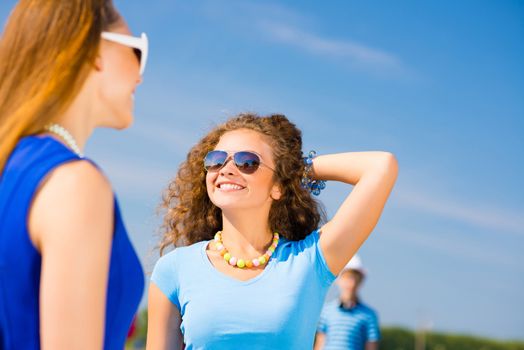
[203,150,274,174]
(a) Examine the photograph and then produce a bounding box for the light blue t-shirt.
[151,230,336,349]
[317,300,380,350]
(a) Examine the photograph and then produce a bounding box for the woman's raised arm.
[316,151,398,275]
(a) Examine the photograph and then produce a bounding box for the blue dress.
[0,135,144,349]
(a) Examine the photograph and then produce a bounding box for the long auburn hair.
[159,113,325,255]
[0,0,121,172]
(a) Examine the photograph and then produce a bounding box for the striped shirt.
[317,300,380,350]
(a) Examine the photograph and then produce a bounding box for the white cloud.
[199,0,409,77]
[387,226,522,270]
[395,189,524,235]
[258,20,403,71]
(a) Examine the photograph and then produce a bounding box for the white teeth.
[219,183,244,190]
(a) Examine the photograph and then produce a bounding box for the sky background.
[2,0,523,342]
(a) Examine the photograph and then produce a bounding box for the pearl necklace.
[214,231,280,269]
[44,123,84,158]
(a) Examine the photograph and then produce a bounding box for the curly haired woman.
[146,113,398,349]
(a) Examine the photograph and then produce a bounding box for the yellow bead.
[224,252,231,262]
[237,259,245,268]
[258,256,267,265]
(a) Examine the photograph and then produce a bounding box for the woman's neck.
[220,209,274,257]
[50,80,97,151]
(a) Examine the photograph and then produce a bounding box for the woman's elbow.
[380,152,399,181]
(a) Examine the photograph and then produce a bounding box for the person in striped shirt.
[314,255,380,350]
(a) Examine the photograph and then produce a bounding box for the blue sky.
[2,0,523,341]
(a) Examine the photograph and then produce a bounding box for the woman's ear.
[94,42,108,73]
[94,54,104,72]
[270,183,282,201]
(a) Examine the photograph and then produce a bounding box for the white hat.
[342,255,367,276]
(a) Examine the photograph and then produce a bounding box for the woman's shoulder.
[16,134,79,160]
[151,240,208,291]
[276,229,336,285]
[279,229,321,251]
[154,240,208,268]
[29,159,114,248]
[41,159,113,204]
[10,135,109,190]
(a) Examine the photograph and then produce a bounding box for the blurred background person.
[314,255,380,350]
[0,0,148,348]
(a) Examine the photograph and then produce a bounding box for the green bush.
[381,327,524,350]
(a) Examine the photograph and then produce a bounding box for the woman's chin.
[211,198,249,212]
[113,112,134,130]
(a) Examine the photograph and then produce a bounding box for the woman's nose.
[219,157,236,175]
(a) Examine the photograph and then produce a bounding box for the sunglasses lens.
[204,151,227,172]
[233,152,260,174]
[133,48,142,64]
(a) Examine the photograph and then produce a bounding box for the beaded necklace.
[44,123,84,158]
[214,231,280,269]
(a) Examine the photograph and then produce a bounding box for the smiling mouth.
[217,183,245,191]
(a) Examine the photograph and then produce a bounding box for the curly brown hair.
[158,113,325,255]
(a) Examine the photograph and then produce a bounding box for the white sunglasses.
[101,32,148,76]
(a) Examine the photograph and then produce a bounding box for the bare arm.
[316,152,398,275]
[29,161,114,349]
[146,283,184,350]
[313,332,326,350]
[366,341,379,350]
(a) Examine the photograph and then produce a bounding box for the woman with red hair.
[0,1,148,348]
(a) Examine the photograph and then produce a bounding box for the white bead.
[45,123,84,157]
